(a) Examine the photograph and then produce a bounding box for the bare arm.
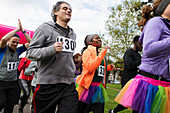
[0,24,20,48]
[18,19,32,48]
[23,33,32,48]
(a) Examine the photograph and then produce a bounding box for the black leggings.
[113,104,138,113]
[19,79,32,108]
[0,81,20,113]
[113,78,138,113]
[77,101,104,113]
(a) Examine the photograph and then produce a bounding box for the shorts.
[0,80,20,107]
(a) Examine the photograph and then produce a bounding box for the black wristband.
[22,31,26,34]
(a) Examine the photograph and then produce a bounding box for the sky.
[0,0,122,53]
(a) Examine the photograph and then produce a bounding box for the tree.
[102,0,143,68]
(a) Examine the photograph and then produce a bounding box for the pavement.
[1,95,59,113]
[13,98,32,113]
[1,97,32,113]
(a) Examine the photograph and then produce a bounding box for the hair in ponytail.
[81,35,89,54]
[138,5,153,31]
[138,0,163,31]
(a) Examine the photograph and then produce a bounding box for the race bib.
[7,62,18,71]
[98,65,104,77]
[56,36,76,53]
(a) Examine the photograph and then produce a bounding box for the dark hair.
[133,35,140,43]
[81,35,89,54]
[13,34,20,39]
[73,53,81,60]
[51,1,70,22]
[138,5,153,31]
[138,0,163,31]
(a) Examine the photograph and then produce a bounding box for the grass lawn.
[104,83,132,113]
[89,83,132,113]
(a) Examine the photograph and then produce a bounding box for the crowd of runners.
[0,0,170,113]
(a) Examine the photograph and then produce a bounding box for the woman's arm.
[0,21,20,48]
[143,18,170,57]
[18,19,32,48]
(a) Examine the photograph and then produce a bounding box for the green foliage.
[105,84,132,113]
[103,0,143,68]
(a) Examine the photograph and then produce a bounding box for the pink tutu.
[114,75,170,113]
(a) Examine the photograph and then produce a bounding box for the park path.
[0,96,32,113]
[1,86,119,113]
[13,98,32,113]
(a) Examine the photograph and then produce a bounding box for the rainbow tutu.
[76,82,108,103]
[115,75,170,113]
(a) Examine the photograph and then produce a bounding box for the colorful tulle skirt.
[115,75,170,113]
[76,82,108,104]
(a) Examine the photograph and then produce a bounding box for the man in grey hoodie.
[27,1,78,113]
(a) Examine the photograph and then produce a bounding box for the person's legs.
[31,86,35,113]
[34,83,78,113]
[33,84,57,113]
[4,81,20,113]
[18,79,31,112]
[109,78,129,113]
[77,101,88,113]
[110,104,126,113]
[3,104,14,113]
[0,89,6,112]
[57,83,78,113]
[84,103,92,113]
[31,86,35,94]
[91,102,104,113]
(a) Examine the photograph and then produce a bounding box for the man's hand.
[54,42,64,53]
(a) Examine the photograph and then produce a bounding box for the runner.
[27,1,78,113]
[24,61,38,113]
[18,56,33,113]
[114,0,170,113]
[0,19,31,113]
[109,36,142,113]
[76,34,115,113]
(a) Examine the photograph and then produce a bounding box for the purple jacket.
[139,17,170,80]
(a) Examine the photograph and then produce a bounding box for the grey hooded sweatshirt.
[27,21,76,84]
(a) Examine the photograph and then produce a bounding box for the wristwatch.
[22,31,26,34]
